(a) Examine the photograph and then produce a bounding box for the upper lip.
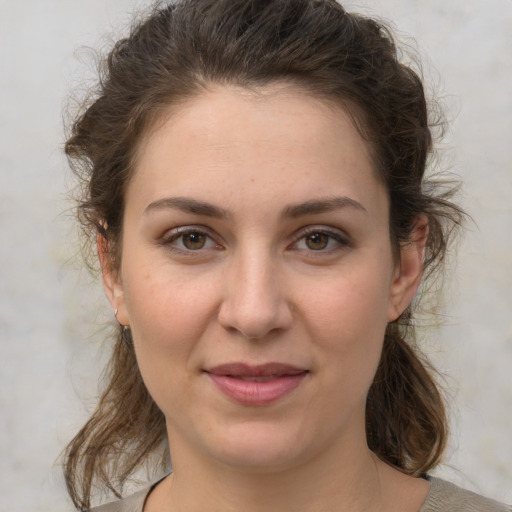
[205,363,307,377]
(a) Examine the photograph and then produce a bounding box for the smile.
[205,363,309,406]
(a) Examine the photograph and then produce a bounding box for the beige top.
[89,476,511,512]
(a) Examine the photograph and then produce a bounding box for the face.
[104,85,423,473]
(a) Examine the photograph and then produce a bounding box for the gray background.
[1,1,511,510]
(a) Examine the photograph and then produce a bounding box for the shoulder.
[87,486,151,512]
[420,476,511,512]
[85,476,511,512]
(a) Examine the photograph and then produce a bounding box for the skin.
[101,85,429,511]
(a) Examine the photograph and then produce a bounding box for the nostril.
[218,299,293,340]
[217,260,293,339]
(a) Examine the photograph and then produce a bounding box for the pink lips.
[205,363,308,406]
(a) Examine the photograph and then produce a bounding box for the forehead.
[138,83,373,163]
[127,85,385,219]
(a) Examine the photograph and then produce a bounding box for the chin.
[208,422,309,472]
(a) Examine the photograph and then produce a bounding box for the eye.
[163,227,219,252]
[180,232,209,250]
[303,232,330,250]
[293,227,349,252]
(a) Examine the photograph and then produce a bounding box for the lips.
[204,363,308,405]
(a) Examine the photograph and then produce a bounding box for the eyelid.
[160,225,223,252]
[290,225,351,251]
[158,224,350,254]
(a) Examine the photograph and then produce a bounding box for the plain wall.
[1,1,511,510]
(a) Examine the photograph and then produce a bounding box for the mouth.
[204,363,309,406]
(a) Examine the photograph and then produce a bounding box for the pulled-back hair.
[64,0,464,509]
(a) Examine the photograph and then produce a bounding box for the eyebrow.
[282,196,367,218]
[144,197,230,218]
[143,195,366,219]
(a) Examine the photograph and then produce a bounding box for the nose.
[218,251,293,340]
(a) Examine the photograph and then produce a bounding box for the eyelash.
[160,225,350,255]
[160,226,221,254]
[291,226,350,254]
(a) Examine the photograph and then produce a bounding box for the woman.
[63,0,510,510]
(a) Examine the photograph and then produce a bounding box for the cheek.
[121,266,217,387]
[309,268,391,339]
[302,266,392,386]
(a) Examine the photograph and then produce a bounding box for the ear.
[97,233,129,326]
[387,215,428,322]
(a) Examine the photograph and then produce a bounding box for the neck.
[153,433,387,512]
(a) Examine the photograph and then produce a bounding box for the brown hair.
[64,0,464,508]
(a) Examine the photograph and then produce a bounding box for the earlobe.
[97,233,129,326]
[387,215,428,322]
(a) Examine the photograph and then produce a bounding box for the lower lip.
[207,372,308,406]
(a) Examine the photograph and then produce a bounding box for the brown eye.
[163,227,219,253]
[182,232,207,250]
[293,228,348,253]
[305,232,330,250]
